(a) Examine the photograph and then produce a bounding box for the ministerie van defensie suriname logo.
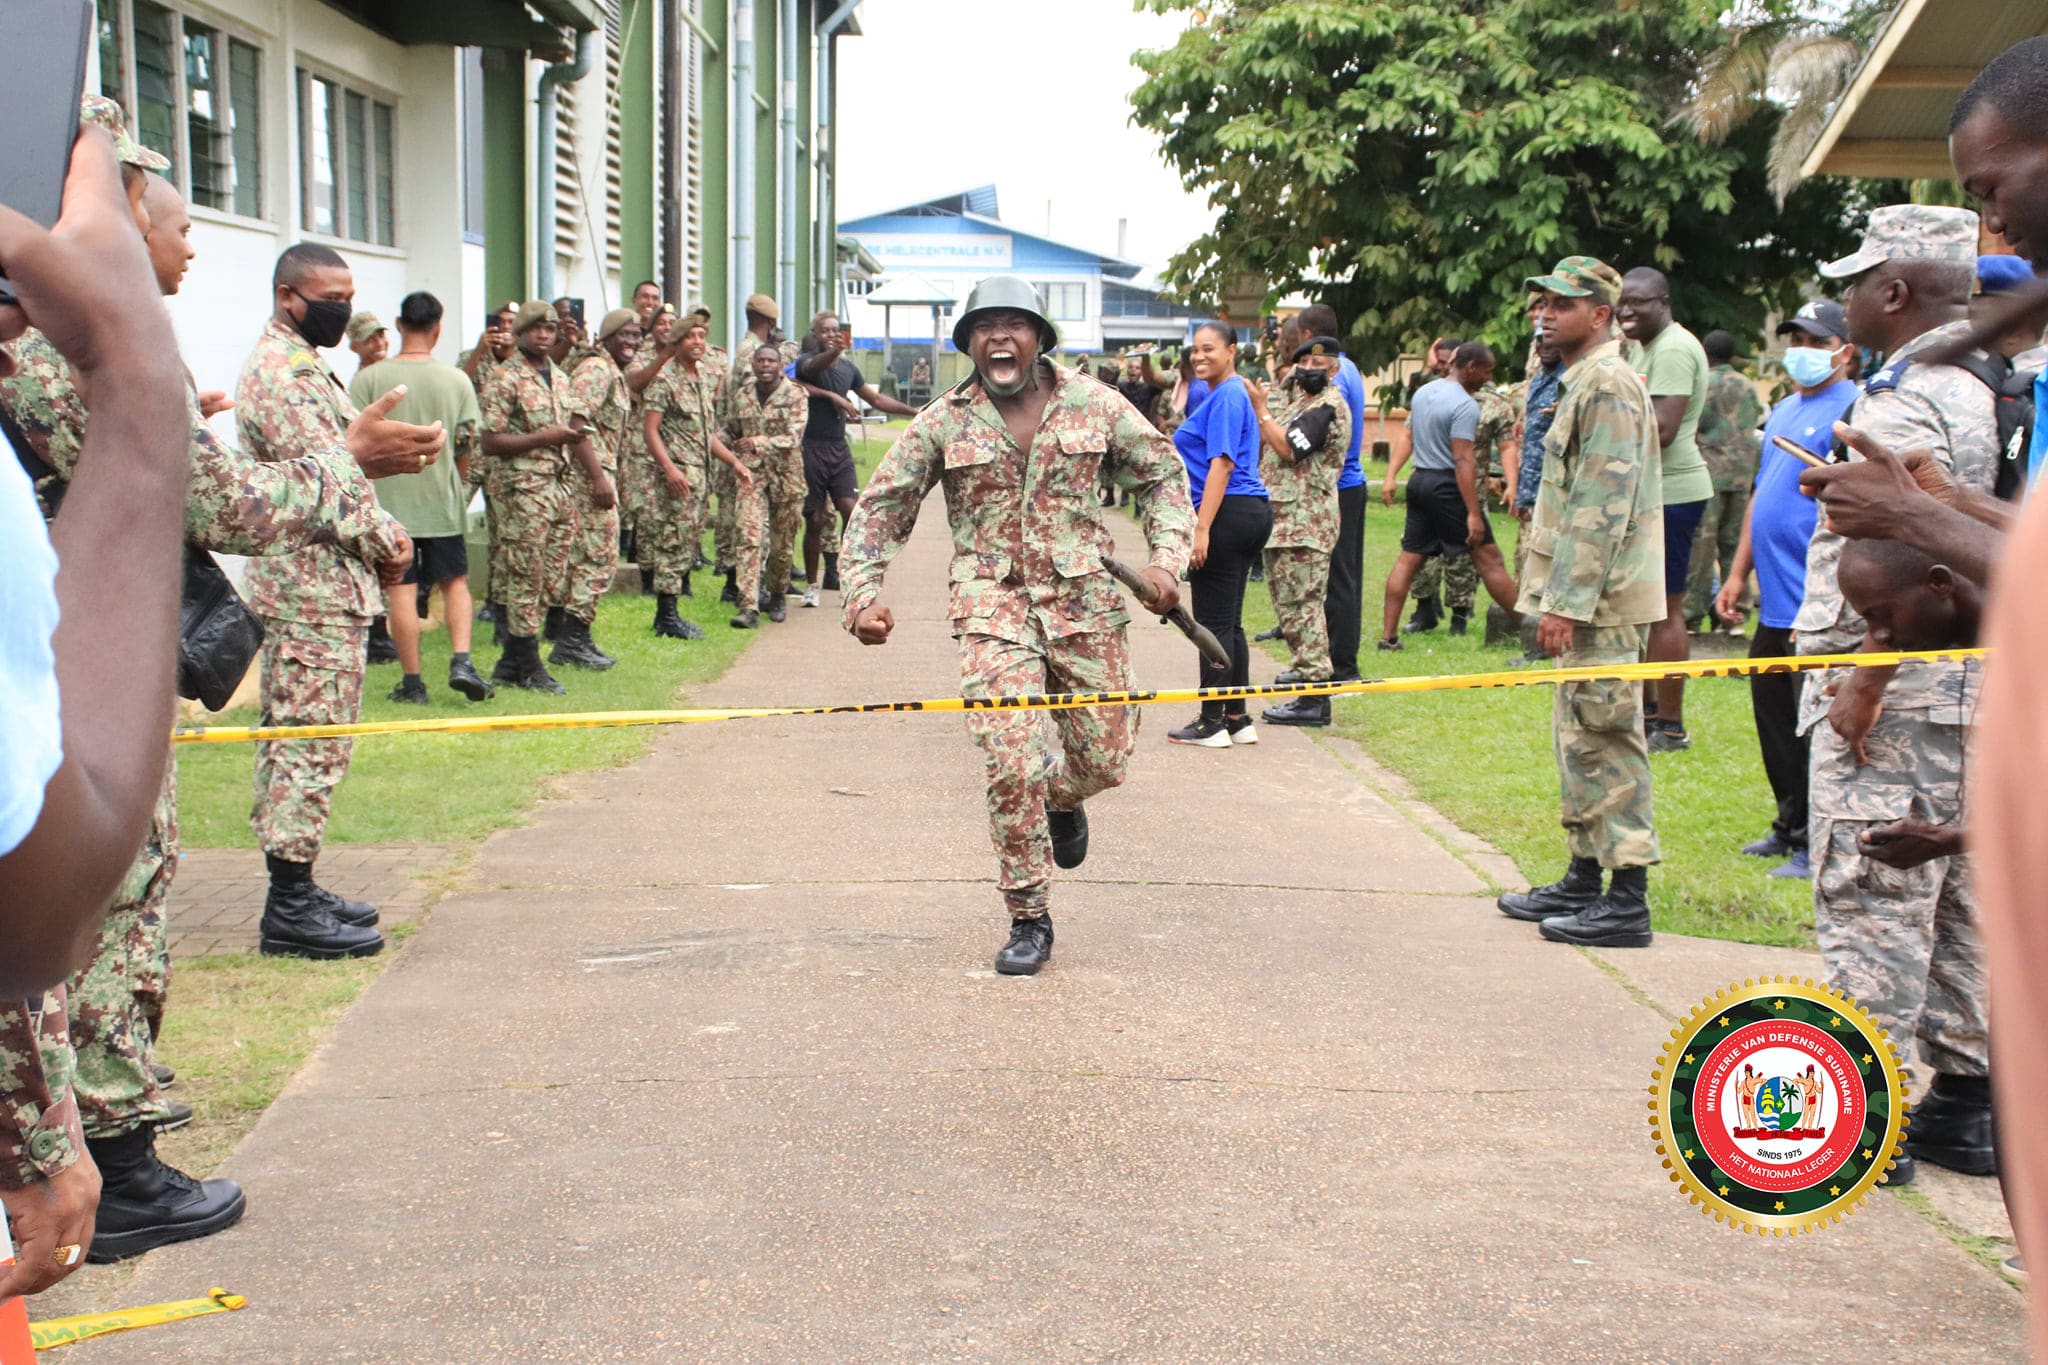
[1650,977,1906,1235]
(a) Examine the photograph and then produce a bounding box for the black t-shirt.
[802,356,863,443]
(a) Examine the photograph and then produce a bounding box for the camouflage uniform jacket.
[643,360,728,464]
[1475,386,1516,479]
[236,320,394,623]
[566,351,630,473]
[1515,339,1666,626]
[0,991,82,1187]
[1697,363,1763,493]
[1260,380,1351,552]
[840,361,1196,645]
[1,328,393,559]
[723,375,808,460]
[481,355,577,475]
[1795,320,1997,718]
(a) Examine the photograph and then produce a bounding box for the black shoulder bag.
[1,401,264,712]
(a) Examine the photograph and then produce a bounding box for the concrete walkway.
[75,515,2024,1361]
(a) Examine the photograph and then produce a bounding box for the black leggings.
[1190,494,1273,721]
[1749,624,1809,844]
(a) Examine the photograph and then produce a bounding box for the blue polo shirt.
[1175,374,1267,503]
[1335,356,1366,489]
[1753,379,1858,628]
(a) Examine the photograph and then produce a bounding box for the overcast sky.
[834,1,1214,279]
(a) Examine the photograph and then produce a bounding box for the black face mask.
[291,289,352,349]
[1296,369,1330,397]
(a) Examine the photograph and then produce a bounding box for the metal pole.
[815,3,859,322]
[535,29,596,302]
[778,0,799,312]
[733,2,756,341]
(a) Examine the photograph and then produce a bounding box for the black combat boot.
[766,594,787,624]
[729,607,760,630]
[83,1124,246,1263]
[1540,865,1653,947]
[995,912,1054,976]
[543,605,565,641]
[491,637,523,686]
[719,569,740,606]
[822,551,841,592]
[1905,1073,1997,1175]
[1403,597,1442,634]
[639,565,656,596]
[1262,694,1331,727]
[448,653,494,701]
[315,883,380,928]
[550,617,616,671]
[679,570,694,599]
[1448,608,1471,637]
[1254,625,1283,642]
[261,856,385,959]
[653,593,704,640]
[505,634,566,694]
[1498,857,1604,922]
[1047,804,1089,869]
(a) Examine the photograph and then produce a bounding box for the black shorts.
[1400,467,1494,557]
[803,437,858,516]
[399,533,468,587]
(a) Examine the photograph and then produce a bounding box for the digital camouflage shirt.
[1260,379,1351,552]
[480,354,577,475]
[723,373,808,464]
[236,319,393,623]
[1475,386,1517,480]
[1515,339,1666,626]
[839,361,1195,645]
[566,350,631,472]
[1697,363,1764,493]
[643,360,729,466]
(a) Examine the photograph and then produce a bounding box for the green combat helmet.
[952,275,1058,355]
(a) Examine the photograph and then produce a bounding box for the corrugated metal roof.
[1802,0,2048,180]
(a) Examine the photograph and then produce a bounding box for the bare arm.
[0,130,192,993]
[856,382,917,418]
[480,425,573,457]
[1649,394,1687,451]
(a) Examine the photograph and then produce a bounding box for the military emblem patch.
[1651,977,1905,1235]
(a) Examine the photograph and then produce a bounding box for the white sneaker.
[802,588,820,608]
[1227,719,1259,746]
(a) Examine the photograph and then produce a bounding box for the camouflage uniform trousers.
[1263,545,1333,679]
[1553,624,1660,868]
[1682,485,1752,627]
[495,469,576,638]
[1809,710,1986,1084]
[480,457,506,605]
[617,426,650,552]
[638,449,707,596]
[561,461,620,624]
[735,447,805,602]
[253,620,369,862]
[961,627,1137,919]
[66,759,177,1137]
[712,458,739,572]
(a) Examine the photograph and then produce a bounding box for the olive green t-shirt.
[349,356,483,538]
[1625,322,1713,506]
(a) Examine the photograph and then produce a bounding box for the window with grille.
[299,68,396,246]
[97,0,262,219]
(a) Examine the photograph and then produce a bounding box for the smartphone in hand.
[0,0,95,305]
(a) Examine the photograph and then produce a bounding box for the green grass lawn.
[1238,466,1816,948]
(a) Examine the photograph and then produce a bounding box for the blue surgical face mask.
[1782,344,1841,388]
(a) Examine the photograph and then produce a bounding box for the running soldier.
[1497,257,1666,948]
[1256,335,1352,728]
[552,308,639,670]
[1799,206,1998,1182]
[839,276,1195,976]
[724,342,808,628]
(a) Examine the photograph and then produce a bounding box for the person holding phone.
[1712,299,1859,880]
[1167,321,1271,747]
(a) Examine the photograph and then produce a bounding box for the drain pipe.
[733,2,756,339]
[777,0,799,312]
[535,28,596,301]
[814,1,860,316]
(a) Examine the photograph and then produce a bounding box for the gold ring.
[52,1243,82,1267]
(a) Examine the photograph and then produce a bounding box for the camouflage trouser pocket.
[1566,676,1638,733]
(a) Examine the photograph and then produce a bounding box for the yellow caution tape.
[170,648,1985,746]
[30,1286,245,1350]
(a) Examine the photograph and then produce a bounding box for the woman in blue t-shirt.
[1168,322,1271,748]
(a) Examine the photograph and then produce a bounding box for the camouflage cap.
[596,306,639,342]
[1819,204,1980,279]
[345,311,386,345]
[686,300,712,321]
[1525,256,1623,305]
[511,300,559,334]
[1291,334,1344,362]
[80,93,170,172]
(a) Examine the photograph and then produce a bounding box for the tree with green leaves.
[1130,0,1877,374]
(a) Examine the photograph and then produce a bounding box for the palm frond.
[1767,33,1864,108]
[1681,32,1779,143]
[1767,95,1836,204]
